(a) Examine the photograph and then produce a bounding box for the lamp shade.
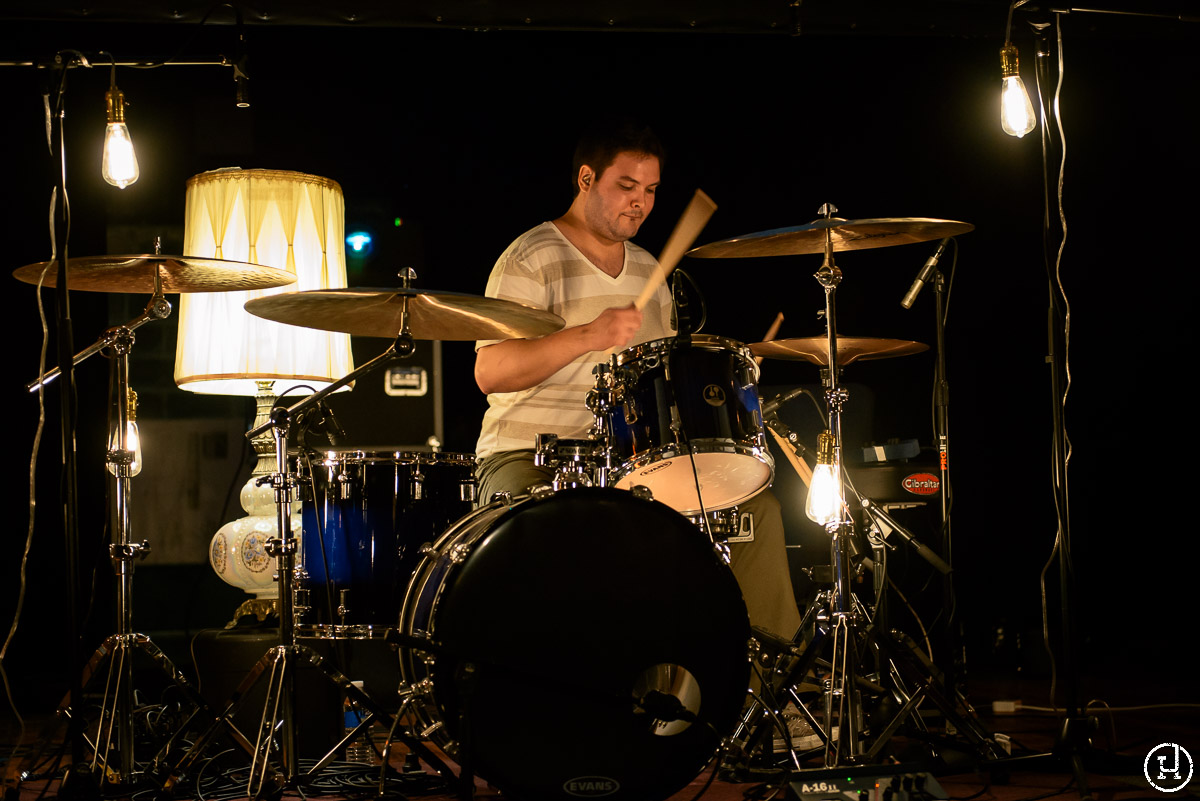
[174,168,354,395]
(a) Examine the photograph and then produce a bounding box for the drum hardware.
[158,402,461,798]
[20,248,294,788]
[693,207,995,771]
[534,432,613,489]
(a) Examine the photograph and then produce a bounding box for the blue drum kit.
[19,212,997,800]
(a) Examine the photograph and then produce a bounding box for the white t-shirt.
[475,222,675,458]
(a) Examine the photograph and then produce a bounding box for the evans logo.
[563,776,620,797]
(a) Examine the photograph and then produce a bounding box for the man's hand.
[583,304,643,352]
[475,303,644,395]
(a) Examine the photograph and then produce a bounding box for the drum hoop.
[295,450,477,467]
[608,440,774,511]
[612,333,752,367]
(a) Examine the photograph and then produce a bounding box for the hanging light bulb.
[102,82,140,188]
[1000,42,1036,138]
[805,430,843,526]
[107,388,143,477]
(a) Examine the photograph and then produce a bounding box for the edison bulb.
[1001,75,1036,138]
[102,122,140,188]
[805,463,842,526]
[107,420,143,477]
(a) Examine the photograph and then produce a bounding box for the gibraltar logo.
[902,473,940,496]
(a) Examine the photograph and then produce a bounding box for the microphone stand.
[44,56,89,792]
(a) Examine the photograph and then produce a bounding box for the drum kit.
[15,208,1003,800]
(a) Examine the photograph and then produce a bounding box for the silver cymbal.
[13,254,297,293]
[244,287,565,340]
[688,217,973,259]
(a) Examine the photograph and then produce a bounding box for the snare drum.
[295,450,476,638]
[400,486,749,801]
[603,334,773,514]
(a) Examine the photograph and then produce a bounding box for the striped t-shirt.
[475,222,675,458]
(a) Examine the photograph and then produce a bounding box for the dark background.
[1,1,1196,715]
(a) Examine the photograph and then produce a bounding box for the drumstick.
[634,188,717,311]
[768,426,813,488]
[755,312,785,367]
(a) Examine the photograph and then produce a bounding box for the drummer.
[473,118,802,640]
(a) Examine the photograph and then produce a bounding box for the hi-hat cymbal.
[13,255,297,293]
[750,336,929,366]
[244,288,565,341]
[688,217,973,259]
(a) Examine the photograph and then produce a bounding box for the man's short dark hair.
[571,118,664,196]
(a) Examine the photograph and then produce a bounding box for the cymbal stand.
[31,273,217,788]
[160,299,462,798]
[725,206,1000,773]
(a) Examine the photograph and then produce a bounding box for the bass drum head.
[418,487,750,801]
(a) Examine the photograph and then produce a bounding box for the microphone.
[321,401,348,445]
[900,237,951,310]
[761,387,806,416]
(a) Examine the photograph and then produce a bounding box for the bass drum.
[400,487,750,801]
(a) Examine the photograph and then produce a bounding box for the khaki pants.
[476,450,802,639]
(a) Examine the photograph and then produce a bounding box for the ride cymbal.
[244,287,565,341]
[750,336,929,367]
[13,255,297,293]
[688,217,973,259]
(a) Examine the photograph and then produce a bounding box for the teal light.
[346,232,373,253]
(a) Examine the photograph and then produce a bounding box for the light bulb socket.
[106,87,127,124]
[1000,43,1021,78]
[816,430,835,465]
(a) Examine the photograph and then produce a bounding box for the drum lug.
[293,587,311,619]
[530,483,555,501]
[630,484,655,502]
[418,543,438,557]
[460,480,478,503]
[488,490,514,505]
[449,543,471,564]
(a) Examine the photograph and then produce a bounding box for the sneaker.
[773,707,823,752]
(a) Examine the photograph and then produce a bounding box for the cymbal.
[750,336,929,366]
[13,255,297,293]
[688,217,973,259]
[244,288,566,341]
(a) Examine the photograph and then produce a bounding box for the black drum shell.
[401,487,750,801]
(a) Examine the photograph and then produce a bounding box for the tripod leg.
[866,628,1001,762]
[296,644,461,789]
[159,647,278,794]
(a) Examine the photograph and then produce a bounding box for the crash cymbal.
[750,336,929,366]
[688,217,973,259]
[244,287,565,341]
[13,255,297,293]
